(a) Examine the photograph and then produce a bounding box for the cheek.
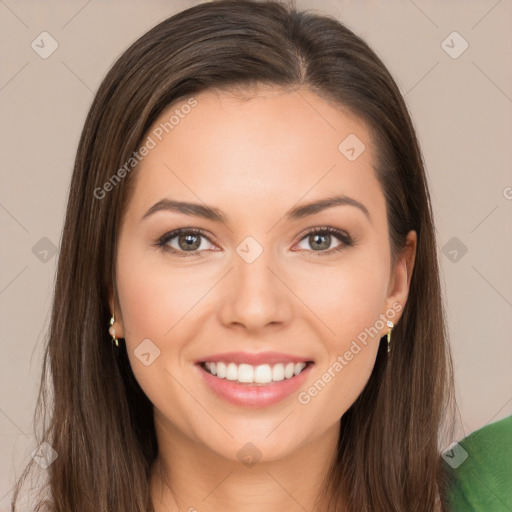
[116,245,206,344]
[116,259,171,344]
[115,244,217,393]
[115,250,196,426]
[334,272,388,345]
[289,247,389,346]
[290,249,388,419]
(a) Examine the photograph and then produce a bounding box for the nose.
[217,248,293,333]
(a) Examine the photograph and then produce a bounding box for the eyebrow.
[141,194,371,224]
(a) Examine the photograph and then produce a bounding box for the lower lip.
[196,363,313,408]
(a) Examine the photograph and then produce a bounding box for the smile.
[196,360,314,407]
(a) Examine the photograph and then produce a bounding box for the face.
[109,87,416,463]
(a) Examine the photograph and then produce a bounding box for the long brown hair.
[12,1,456,510]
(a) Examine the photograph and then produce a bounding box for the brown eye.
[177,233,202,251]
[307,233,334,251]
[156,228,216,256]
[295,227,354,255]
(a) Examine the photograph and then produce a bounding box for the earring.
[109,315,119,347]
[386,320,394,354]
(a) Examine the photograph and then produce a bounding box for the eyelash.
[155,226,355,258]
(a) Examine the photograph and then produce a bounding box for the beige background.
[1,0,511,506]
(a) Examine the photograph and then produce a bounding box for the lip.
[196,351,314,366]
[196,361,314,408]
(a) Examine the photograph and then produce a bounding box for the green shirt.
[444,414,512,511]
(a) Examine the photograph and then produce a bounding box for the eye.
[156,228,217,256]
[294,226,354,255]
[155,226,355,257]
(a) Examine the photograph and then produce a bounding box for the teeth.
[254,364,272,383]
[226,362,238,381]
[204,361,217,376]
[216,362,226,378]
[272,363,284,381]
[294,363,305,376]
[202,361,308,383]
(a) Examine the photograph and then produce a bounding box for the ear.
[108,284,125,338]
[381,230,417,333]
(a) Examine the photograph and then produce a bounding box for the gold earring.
[386,320,394,354]
[109,315,119,347]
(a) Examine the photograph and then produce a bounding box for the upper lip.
[196,351,314,366]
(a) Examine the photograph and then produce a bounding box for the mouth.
[199,360,314,386]
[195,355,315,407]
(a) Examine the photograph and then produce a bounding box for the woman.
[12,0,457,510]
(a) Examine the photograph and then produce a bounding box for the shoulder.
[443,415,512,511]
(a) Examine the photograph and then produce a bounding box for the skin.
[109,86,417,512]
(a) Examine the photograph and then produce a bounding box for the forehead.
[123,87,385,226]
